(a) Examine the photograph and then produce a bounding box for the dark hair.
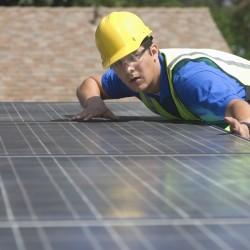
[141,36,153,48]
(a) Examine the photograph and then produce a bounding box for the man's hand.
[224,116,249,139]
[70,96,119,121]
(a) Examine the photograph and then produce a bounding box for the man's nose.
[123,62,135,73]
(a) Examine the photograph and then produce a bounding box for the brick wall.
[0,7,230,102]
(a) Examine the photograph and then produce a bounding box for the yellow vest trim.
[139,92,180,120]
[139,49,250,123]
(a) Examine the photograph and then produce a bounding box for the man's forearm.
[72,75,118,122]
[76,77,102,108]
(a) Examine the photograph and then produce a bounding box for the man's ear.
[150,44,159,60]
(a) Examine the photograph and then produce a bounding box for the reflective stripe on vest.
[139,92,181,120]
[163,48,250,97]
[140,49,250,121]
[162,48,250,120]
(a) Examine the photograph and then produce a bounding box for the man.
[71,11,250,139]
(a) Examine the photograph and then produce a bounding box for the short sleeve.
[173,61,246,121]
[102,69,138,99]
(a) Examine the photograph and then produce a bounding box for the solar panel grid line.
[0,175,16,222]
[96,157,166,218]
[143,122,215,154]
[19,123,59,155]
[37,123,66,154]
[182,123,250,153]
[179,155,250,192]
[220,224,250,249]
[42,102,73,121]
[2,103,14,122]
[115,122,178,154]
[1,152,248,158]
[39,103,63,121]
[187,126,249,153]
[33,230,53,250]
[172,224,207,250]
[110,101,162,117]
[102,123,152,154]
[127,156,210,218]
[2,217,250,229]
[147,122,221,154]
[79,123,124,154]
[37,157,81,220]
[15,123,37,155]
[65,123,109,154]
[18,122,101,155]
[117,102,159,117]
[129,226,157,250]
[195,153,250,193]
[81,122,153,155]
[25,103,45,121]
[43,103,62,120]
[113,226,156,250]
[0,175,27,250]
[7,157,76,220]
[35,157,98,219]
[20,103,35,122]
[112,102,145,116]
[53,103,82,118]
[103,224,130,250]
[11,103,25,122]
[0,123,38,155]
[158,156,250,217]
[111,156,189,219]
[81,227,103,250]
[52,157,103,220]
[66,156,126,219]
[171,156,250,207]
[7,157,39,222]
[111,122,166,154]
[163,155,241,217]
[17,221,54,250]
[106,103,129,116]
[4,103,21,122]
[24,123,51,155]
[196,224,235,250]
[102,123,161,155]
[0,136,8,155]
[35,122,94,155]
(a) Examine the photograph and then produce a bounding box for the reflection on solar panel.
[0,102,250,250]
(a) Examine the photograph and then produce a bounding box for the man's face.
[111,44,160,94]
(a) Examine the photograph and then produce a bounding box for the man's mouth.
[130,77,140,83]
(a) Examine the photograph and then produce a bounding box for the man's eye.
[132,54,141,60]
[115,60,122,66]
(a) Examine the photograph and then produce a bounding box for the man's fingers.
[83,113,94,121]
[224,116,239,132]
[102,109,119,121]
[70,108,119,121]
[70,111,88,121]
[224,116,249,138]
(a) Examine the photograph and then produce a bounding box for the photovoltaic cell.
[0,102,250,250]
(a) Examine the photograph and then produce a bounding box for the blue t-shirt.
[101,52,246,122]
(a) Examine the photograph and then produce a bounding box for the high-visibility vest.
[139,49,250,121]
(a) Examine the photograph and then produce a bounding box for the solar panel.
[0,102,250,250]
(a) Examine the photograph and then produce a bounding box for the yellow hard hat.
[95,11,152,69]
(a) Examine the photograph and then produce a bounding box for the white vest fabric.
[160,48,250,99]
